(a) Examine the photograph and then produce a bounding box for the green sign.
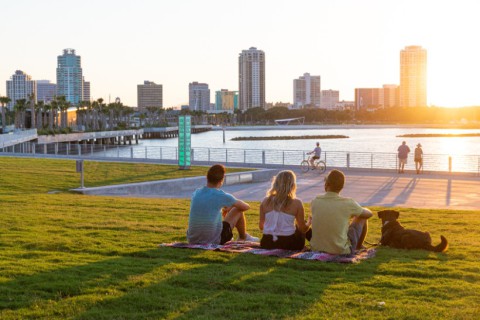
[178,115,191,169]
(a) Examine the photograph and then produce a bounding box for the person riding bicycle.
[308,142,322,169]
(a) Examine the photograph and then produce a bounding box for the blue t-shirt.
[187,186,237,244]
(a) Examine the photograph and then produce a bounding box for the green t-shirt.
[310,192,364,254]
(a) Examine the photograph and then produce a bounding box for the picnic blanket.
[160,241,376,263]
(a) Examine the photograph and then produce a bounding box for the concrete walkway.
[161,169,480,210]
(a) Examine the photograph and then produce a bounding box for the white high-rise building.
[188,82,210,111]
[293,73,321,108]
[400,45,427,107]
[320,90,340,110]
[238,47,265,110]
[6,70,36,110]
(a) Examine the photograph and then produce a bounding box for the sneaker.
[237,233,260,242]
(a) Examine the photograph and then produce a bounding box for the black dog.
[378,210,448,252]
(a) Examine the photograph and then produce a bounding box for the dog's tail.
[430,235,449,252]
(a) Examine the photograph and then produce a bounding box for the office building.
[355,85,400,110]
[293,73,321,108]
[56,48,84,105]
[82,78,90,102]
[215,89,238,111]
[238,47,265,110]
[188,82,210,111]
[36,80,57,103]
[137,81,163,108]
[383,84,399,108]
[400,45,427,107]
[354,88,384,110]
[6,70,36,110]
[320,90,339,110]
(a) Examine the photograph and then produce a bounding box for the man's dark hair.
[207,164,226,184]
[325,169,345,193]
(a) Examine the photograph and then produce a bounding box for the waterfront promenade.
[159,169,480,210]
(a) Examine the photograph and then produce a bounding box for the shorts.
[312,156,320,160]
[260,228,306,251]
[399,158,407,165]
[414,158,422,163]
[220,221,233,245]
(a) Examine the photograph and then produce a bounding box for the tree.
[14,99,28,129]
[35,101,44,129]
[28,93,36,129]
[50,98,58,129]
[0,96,11,133]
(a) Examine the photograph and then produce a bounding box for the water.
[138,126,480,156]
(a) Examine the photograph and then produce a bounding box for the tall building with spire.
[56,48,83,105]
[6,70,36,110]
[400,45,427,107]
[238,47,265,111]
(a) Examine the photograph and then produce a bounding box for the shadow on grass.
[1,245,452,319]
[0,249,197,312]
[75,247,397,320]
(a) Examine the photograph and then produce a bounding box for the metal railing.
[1,142,480,175]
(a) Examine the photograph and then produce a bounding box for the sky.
[1,0,479,108]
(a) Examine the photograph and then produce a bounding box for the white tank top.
[263,210,296,241]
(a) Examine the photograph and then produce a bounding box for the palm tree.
[43,103,52,130]
[28,93,36,129]
[14,99,27,129]
[50,98,58,129]
[35,101,44,129]
[0,96,11,133]
[55,96,68,129]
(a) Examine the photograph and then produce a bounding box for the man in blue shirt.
[187,164,259,244]
[397,141,411,173]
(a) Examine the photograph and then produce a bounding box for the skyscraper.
[137,81,163,109]
[293,73,321,108]
[238,47,265,110]
[6,70,36,110]
[56,48,83,105]
[36,80,57,103]
[188,82,210,111]
[400,45,427,107]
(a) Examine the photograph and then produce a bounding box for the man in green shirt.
[309,170,372,255]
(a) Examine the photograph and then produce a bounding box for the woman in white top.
[259,170,311,250]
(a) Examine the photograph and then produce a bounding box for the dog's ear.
[378,210,385,219]
[394,211,400,219]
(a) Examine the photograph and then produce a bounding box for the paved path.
[166,170,480,210]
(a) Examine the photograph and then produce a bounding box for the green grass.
[1,157,479,319]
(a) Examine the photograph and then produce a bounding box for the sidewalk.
[166,169,480,210]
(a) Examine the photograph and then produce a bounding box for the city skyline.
[1,0,479,108]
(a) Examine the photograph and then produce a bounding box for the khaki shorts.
[399,158,407,165]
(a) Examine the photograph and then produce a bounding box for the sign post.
[178,115,191,170]
[76,159,84,188]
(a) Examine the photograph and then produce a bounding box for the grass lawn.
[1,157,479,319]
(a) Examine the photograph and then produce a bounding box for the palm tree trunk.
[1,107,6,133]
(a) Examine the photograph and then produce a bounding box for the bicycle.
[300,156,327,173]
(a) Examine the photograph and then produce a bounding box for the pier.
[142,125,212,139]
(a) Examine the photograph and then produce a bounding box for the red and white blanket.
[160,241,376,263]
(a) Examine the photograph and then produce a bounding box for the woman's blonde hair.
[266,170,297,210]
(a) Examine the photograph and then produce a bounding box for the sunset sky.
[1,0,479,108]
